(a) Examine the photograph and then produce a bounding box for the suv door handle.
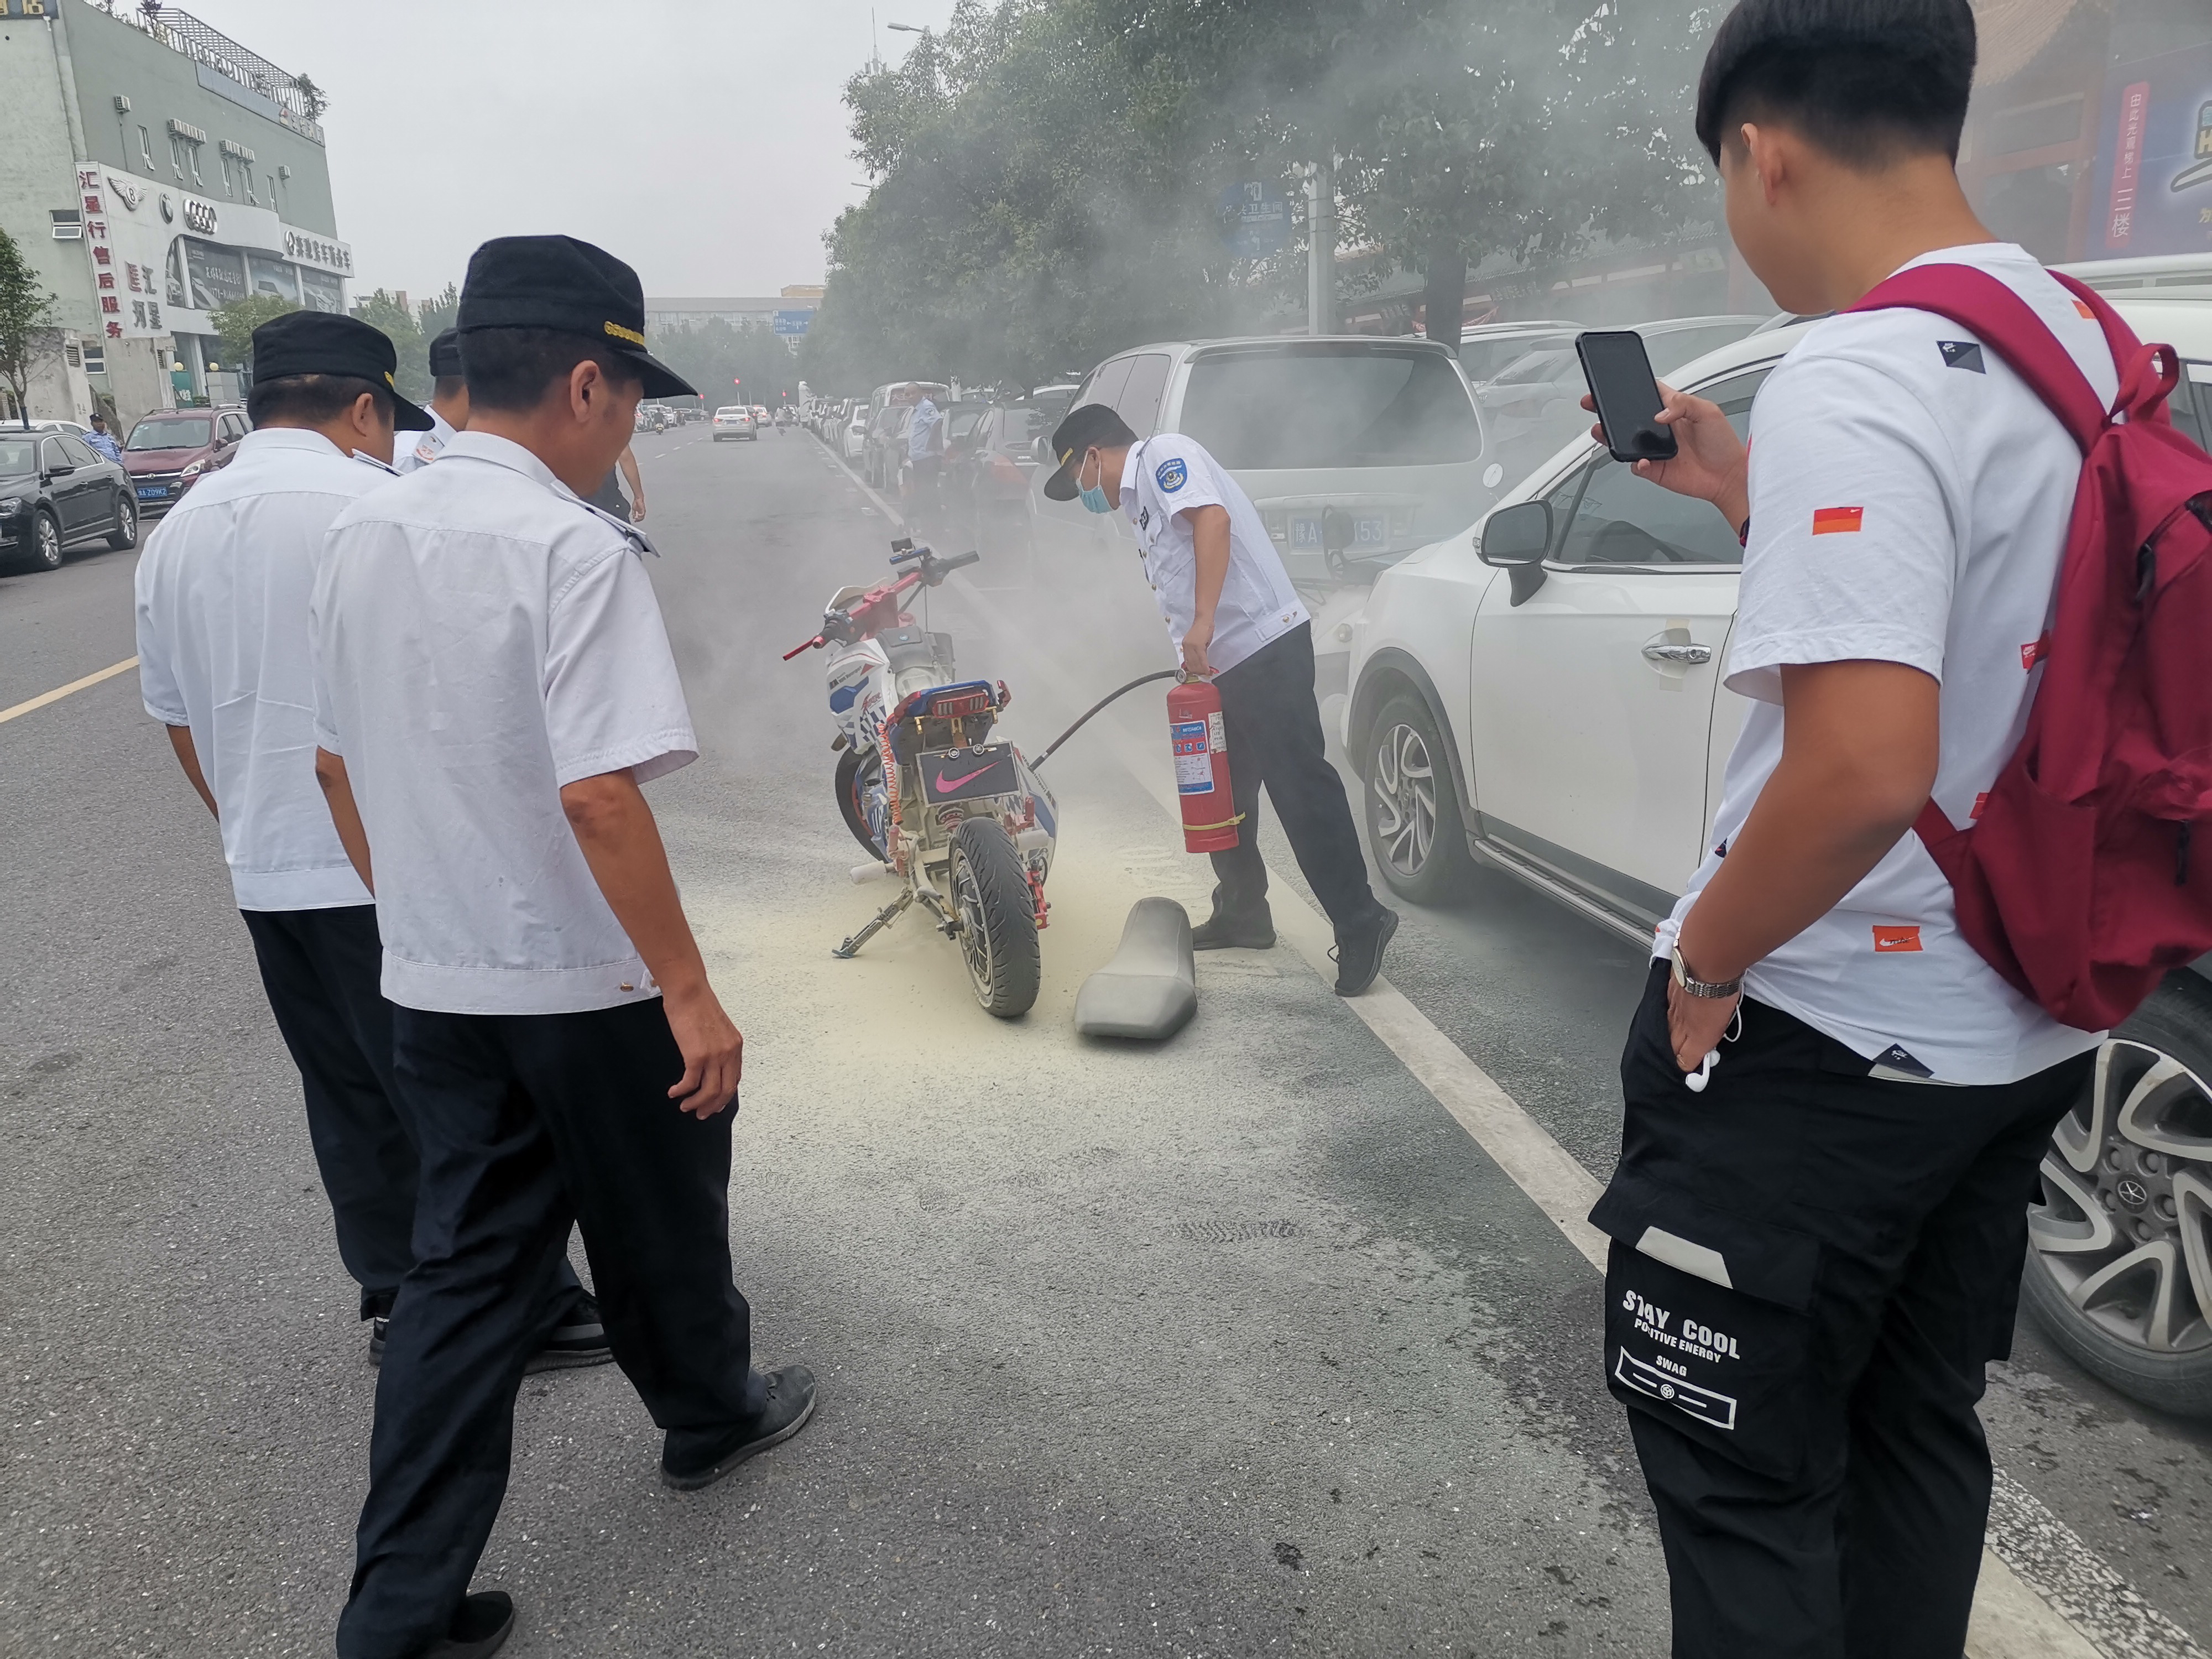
[1642,641,1712,664]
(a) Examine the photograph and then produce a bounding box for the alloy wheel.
[1372,721,1439,879]
[2029,1037,2212,1356]
[952,842,994,1003]
[33,513,62,571]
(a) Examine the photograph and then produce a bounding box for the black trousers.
[1209,622,1381,933]
[1596,964,2090,1658]
[338,999,761,1659]
[241,905,585,1322]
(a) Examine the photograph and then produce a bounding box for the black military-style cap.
[251,310,435,431]
[427,326,463,380]
[1042,403,1139,501]
[456,234,696,400]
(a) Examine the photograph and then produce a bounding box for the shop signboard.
[184,237,250,311]
[1218,181,1290,259]
[2094,23,2212,254]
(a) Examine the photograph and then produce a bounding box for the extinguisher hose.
[1031,670,1181,769]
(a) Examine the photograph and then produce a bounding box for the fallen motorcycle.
[784,540,1058,1018]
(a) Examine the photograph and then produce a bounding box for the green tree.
[349,288,430,401]
[0,226,61,430]
[654,318,802,408]
[415,281,460,353]
[211,293,301,376]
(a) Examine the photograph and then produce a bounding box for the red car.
[122,405,249,518]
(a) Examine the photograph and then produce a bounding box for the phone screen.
[1577,331,1678,464]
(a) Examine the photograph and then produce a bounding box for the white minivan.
[1034,336,1504,695]
[1342,254,2212,1416]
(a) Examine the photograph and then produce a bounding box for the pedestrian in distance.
[311,235,814,1659]
[84,409,123,463]
[134,310,611,1379]
[389,326,468,473]
[588,439,647,522]
[1043,404,1399,994]
[904,381,943,528]
[1586,1,2136,1652]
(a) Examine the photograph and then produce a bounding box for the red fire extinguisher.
[1167,675,1240,852]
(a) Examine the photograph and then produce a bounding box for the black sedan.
[0,428,139,573]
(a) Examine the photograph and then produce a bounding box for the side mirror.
[1479,500,1552,606]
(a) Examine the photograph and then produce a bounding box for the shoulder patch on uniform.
[1938,340,1984,373]
[1154,456,1187,493]
[576,497,660,557]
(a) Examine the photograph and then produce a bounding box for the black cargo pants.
[1595,963,2090,1658]
[1207,622,1384,935]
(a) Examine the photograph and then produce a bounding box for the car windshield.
[1645,322,1761,378]
[1179,345,1482,468]
[0,437,37,476]
[1488,347,1577,389]
[128,416,212,450]
[1462,334,1572,384]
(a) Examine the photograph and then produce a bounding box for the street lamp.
[885,20,923,30]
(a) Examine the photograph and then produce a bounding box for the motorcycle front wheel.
[834,747,888,860]
[950,818,1040,1019]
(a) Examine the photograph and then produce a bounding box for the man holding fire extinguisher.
[1045,404,1399,995]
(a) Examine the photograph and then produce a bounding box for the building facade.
[0,0,348,427]
[645,289,820,349]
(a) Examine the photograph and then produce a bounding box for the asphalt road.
[0,422,2206,1657]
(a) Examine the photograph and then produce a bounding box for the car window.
[1115,353,1173,436]
[946,409,985,442]
[1547,368,1770,567]
[0,437,36,476]
[1178,343,1483,468]
[58,432,100,468]
[128,416,213,450]
[1081,357,1137,420]
[1489,347,1578,389]
[40,437,68,472]
[1460,333,1572,384]
[1644,324,1760,378]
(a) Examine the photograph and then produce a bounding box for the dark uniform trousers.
[1208,622,1383,934]
[1597,963,2091,1658]
[337,997,763,1659]
[239,904,584,1320]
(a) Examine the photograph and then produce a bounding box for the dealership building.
[0,1,349,426]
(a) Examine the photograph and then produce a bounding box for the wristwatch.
[1671,945,1742,1000]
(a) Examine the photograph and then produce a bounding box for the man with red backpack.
[1585,0,2212,1652]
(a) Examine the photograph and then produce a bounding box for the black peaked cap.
[456,234,695,399]
[251,310,435,431]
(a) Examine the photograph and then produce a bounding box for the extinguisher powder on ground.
[1167,676,1240,852]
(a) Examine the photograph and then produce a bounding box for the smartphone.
[1577,330,1678,465]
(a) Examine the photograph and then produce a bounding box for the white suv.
[1342,257,2212,1416]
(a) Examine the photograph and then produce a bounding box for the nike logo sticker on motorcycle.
[933,765,994,792]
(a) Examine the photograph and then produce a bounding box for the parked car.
[1472,316,1766,484]
[1034,336,1503,697]
[1454,320,1580,387]
[1016,382,1083,462]
[863,404,915,491]
[942,404,1042,552]
[712,406,757,442]
[1342,259,2212,1416]
[0,427,138,572]
[841,404,872,461]
[122,405,248,518]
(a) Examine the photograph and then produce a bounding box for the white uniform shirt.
[1119,432,1308,675]
[1657,242,2116,1084]
[311,432,697,1016]
[388,405,459,474]
[134,427,393,911]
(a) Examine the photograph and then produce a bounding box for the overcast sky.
[192,0,963,302]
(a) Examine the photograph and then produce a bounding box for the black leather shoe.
[1191,911,1275,951]
[661,1365,819,1491]
[525,1295,613,1373]
[1332,907,1399,997]
[426,1590,515,1657]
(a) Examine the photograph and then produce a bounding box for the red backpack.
[1845,265,2212,1032]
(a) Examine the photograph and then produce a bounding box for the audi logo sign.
[182,199,218,237]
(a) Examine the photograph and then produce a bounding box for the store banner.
[2095,31,2212,254]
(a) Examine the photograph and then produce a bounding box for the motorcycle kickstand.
[833,889,914,959]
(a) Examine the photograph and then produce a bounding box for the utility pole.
[1305,156,1336,337]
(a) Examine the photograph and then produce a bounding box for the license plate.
[1291,516,1322,549]
[919,743,1018,805]
[137,485,166,499]
[1354,513,1388,546]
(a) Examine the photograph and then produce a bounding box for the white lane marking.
[807,431,2171,1659]
[0,655,139,727]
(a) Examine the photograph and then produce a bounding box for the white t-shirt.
[311,432,697,1016]
[134,427,395,911]
[388,405,459,474]
[1657,243,2116,1085]
[1119,432,1309,675]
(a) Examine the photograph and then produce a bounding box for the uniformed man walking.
[389,326,467,473]
[134,310,609,1375]
[311,237,813,1659]
[1044,404,1398,993]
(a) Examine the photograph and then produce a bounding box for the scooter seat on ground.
[1076,898,1197,1041]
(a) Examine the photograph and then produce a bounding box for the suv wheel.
[1363,694,1475,904]
[2022,971,2212,1416]
[29,509,64,572]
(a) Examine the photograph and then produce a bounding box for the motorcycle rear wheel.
[950,818,1040,1019]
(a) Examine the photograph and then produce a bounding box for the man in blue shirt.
[85,411,123,464]
[904,384,943,526]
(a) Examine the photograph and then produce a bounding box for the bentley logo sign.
[105,174,144,212]
[182,198,217,237]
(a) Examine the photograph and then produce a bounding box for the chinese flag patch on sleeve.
[1873,925,1923,953]
[1812,506,1865,535]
